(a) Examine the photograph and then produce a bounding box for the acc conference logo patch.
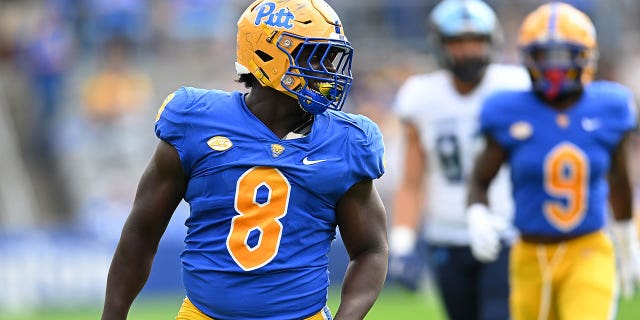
[207,136,233,151]
[254,2,295,29]
[155,92,175,122]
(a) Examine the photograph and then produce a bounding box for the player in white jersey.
[389,1,529,319]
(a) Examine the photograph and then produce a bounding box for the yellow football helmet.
[518,2,598,101]
[236,0,353,114]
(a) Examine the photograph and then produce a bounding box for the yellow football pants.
[510,230,617,320]
[176,297,332,320]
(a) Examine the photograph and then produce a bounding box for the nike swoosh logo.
[581,118,601,132]
[302,157,326,165]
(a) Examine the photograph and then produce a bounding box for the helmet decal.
[253,2,295,29]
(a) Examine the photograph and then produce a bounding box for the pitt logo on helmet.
[254,2,295,29]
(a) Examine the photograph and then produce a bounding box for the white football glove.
[611,220,640,300]
[388,226,424,291]
[467,203,508,263]
[389,226,417,258]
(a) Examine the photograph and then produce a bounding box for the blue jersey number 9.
[543,143,589,232]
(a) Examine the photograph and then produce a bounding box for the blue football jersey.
[155,87,385,319]
[481,81,637,237]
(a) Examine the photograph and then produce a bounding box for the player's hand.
[611,220,640,300]
[388,227,423,292]
[467,203,507,263]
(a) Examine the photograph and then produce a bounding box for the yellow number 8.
[227,166,291,271]
[543,142,589,231]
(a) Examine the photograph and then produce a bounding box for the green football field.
[2,286,640,320]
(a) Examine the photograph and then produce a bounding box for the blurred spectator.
[83,0,150,52]
[14,3,75,220]
[0,2,21,62]
[166,0,234,43]
[72,37,153,236]
[82,38,151,122]
[382,0,432,52]
[17,6,74,162]
[152,0,236,72]
[47,0,84,39]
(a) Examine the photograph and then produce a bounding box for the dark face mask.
[533,84,583,105]
[448,57,489,83]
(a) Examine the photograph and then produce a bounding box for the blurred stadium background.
[0,0,639,319]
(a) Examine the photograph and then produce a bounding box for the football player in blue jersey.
[101,1,388,319]
[467,3,640,320]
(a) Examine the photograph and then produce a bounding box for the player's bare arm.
[467,135,506,205]
[334,180,388,320]
[608,126,640,300]
[388,120,426,290]
[393,121,426,231]
[102,141,186,320]
[609,133,633,221]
